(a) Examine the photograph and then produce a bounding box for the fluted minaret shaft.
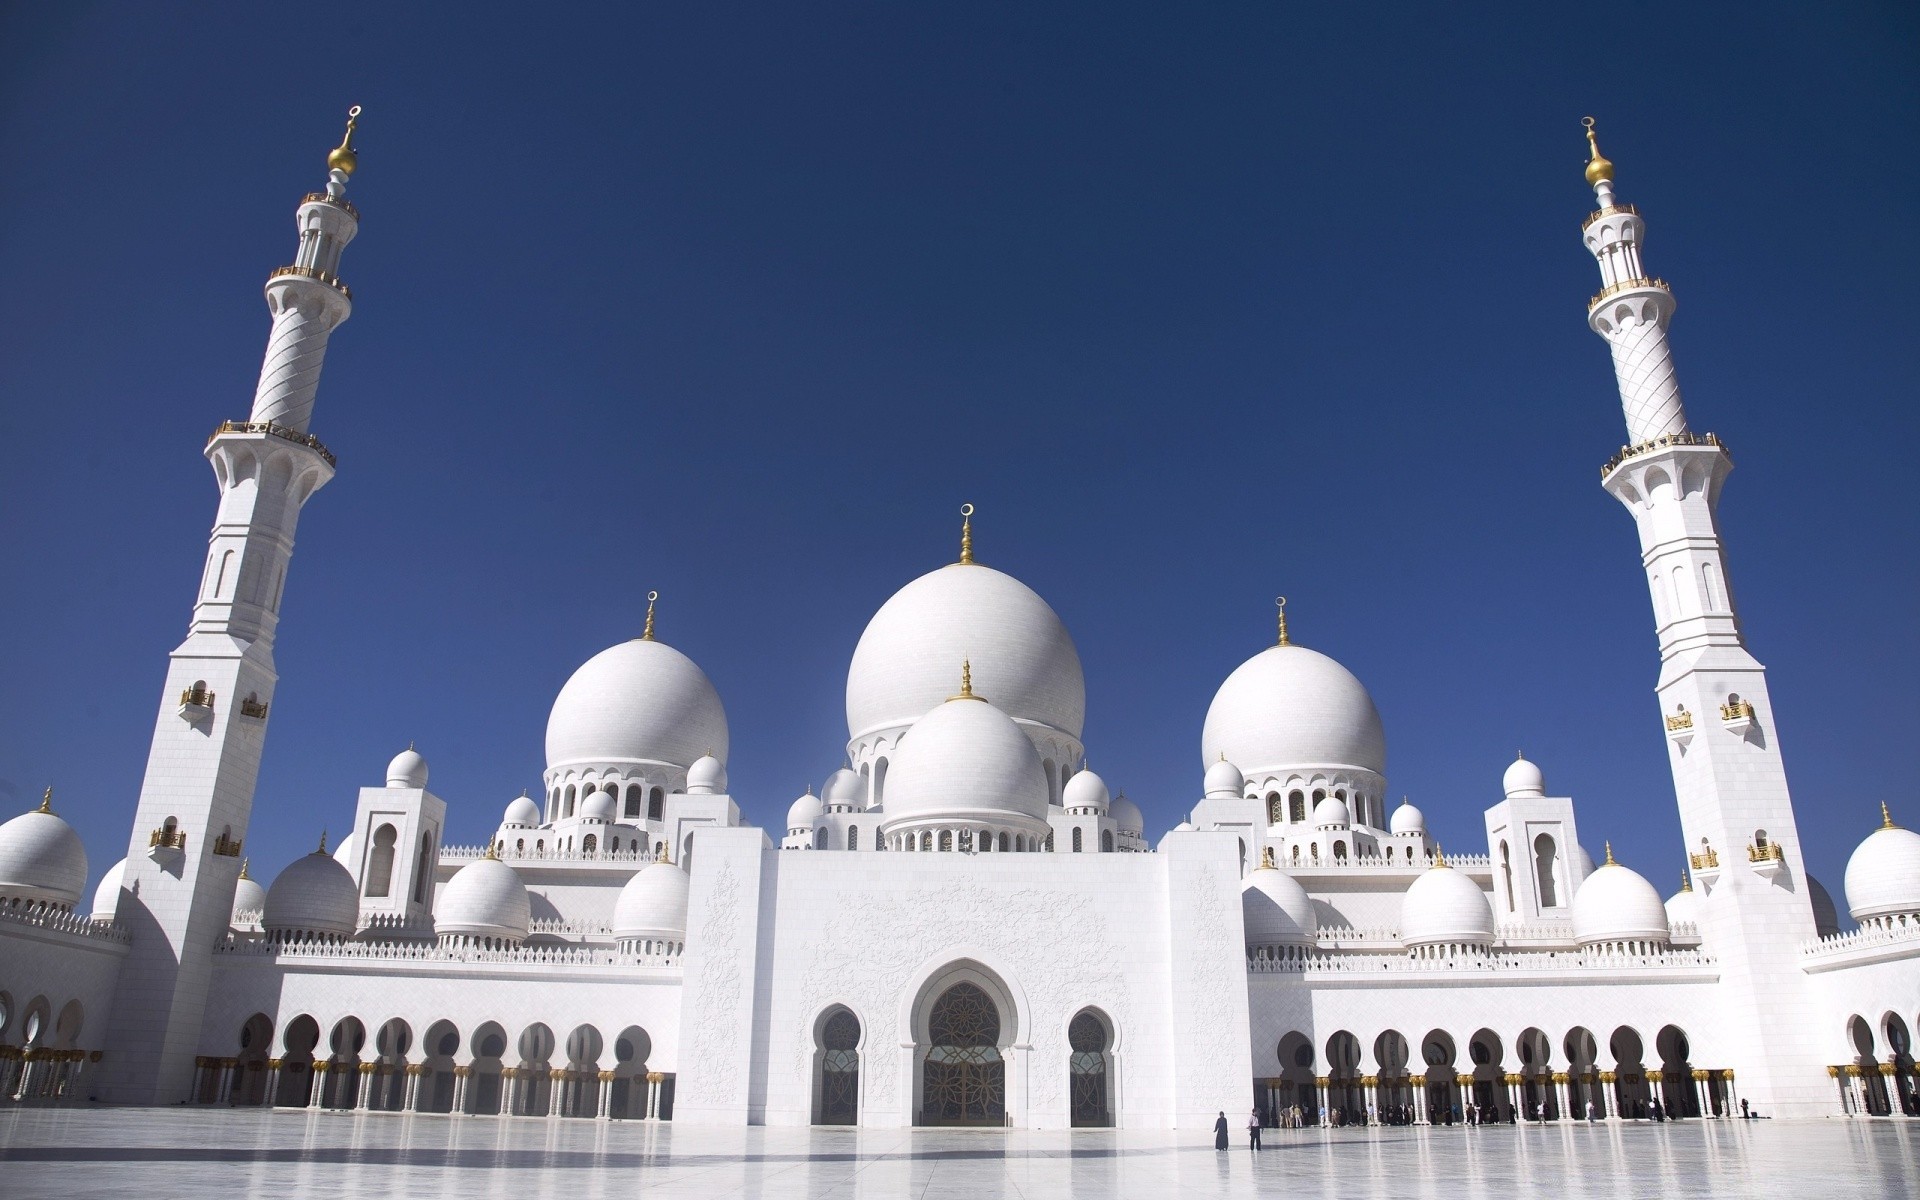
[1582,133,1687,445]
[248,178,357,431]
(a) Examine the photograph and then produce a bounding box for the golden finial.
[642,591,658,641]
[37,787,52,814]
[1883,801,1898,830]
[1260,845,1276,870]
[1604,841,1616,865]
[950,657,984,702]
[485,840,499,860]
[317,829,329,855]
[1275,596,1290,647]
[1433,843,1447,868]
[1582,116,1614,186]
[958,503,975,565]
[1679,869,1691,893]
[239,858,252,880]
[328,105,362,176]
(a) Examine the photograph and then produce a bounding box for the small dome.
[1400,862,1495,947]
[332,830,358,868]
[436,856,531,943]
[231,865,267,927]
[881,694,1050,828]
[503,795,541,826]
[823,768,863,807]
[1807,874,1842,938]
[1242,867,1318,946]
[546,638,729,775]
[1389,800,1426,836]
[1063,768,1110,813]
[1844,810,1920,922]
[580,789,618,823]
[1203,758,1245,800]
[387,747,429,789]
[91,858,127,921]
[263,849,359,938]
[0,800,89,908]
[1573,843,1595,878]
[1571,854,1670,946]
[1664,876,1700,929]
[1173,821,1197,833]
[613,861,691,941]
[1111,794,1144,833]
[787,790,823,832]
[687,754,728,795]
[1313,796,1351,828]
[1503,754,1545,799]
[1203,643,1386,779]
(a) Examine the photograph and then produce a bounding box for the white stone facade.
[2,118,1916,1127]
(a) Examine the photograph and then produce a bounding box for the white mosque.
[1,113,1916,1129]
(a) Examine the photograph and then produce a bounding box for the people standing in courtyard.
[1248,1108,1262,1150]
[1214,1111,1229,1150]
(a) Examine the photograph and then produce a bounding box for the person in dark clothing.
[1214,1111,1229,1150]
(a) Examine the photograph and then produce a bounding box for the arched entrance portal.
[920,982,1005,1126]
[1068,1009,1112,1127]
[815,1009,861,1125]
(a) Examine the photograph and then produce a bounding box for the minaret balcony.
[206,420,337,468]
[268,264,353,300]
[1587,275,1669,311]
[178,685,215,721]
[300,191,360,221]
[240,694,271,720]
[1599,431,1728,480]
[1719,700,1756,736]
[1747,840,1787,880]
[1581,202,1639,230]
[1664,708,1696,749]
[212,832,244,858]
[148,825,188,852]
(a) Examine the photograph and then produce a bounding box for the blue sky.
[2,4,1915,909]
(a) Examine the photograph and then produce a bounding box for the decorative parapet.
[207,420,337,468]
[301,191,360,221]
[212,832,243,858]
[215,932,676,969]
[268,264,352,299]
[1601,430,1728,479]
[442,843,658,866]
[1581,202,1640,230]
[149,824,188,851]
[355,912,436,937]
[1689,846,1720,871]
[1588,275,1669,310]
[1802,917,1920,971]
[1248,944,1713,975]
[1746,841,1785,864]
[0,900,131,945]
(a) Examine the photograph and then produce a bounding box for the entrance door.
[818,1010,860,1125]
[1068,1011,1111,1127]
[921,982,1005,1126]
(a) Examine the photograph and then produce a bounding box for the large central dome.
[847,563,1084,742]
[1202,643,1385,777]
[547,638,729,773]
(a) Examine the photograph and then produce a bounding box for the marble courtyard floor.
[1,1108,1914,1198]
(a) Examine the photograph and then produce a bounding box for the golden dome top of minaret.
[1582,116,1614,186]
[327,105,362,175]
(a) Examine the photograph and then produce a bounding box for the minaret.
[1583,119,1824,1115]
[99,110,364,1104]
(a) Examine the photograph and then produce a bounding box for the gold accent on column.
[1581,116,1614,185]
[328,106,362,175]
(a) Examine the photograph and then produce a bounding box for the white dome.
[1063,768,1110,812]
[263,850,359,938]
[1664,879,1699,929]
[823,768,863,807]
[1111,794,1144,833]
[1313,796,1351,828]
[1389,800,1426,836]
[847,563,1085,743]
[332,830,358,868]
[1844,814,1920,921]
[503,795,541,826]
[91,858,126,921]
[1571,856,1670,945]
[1202,644,1385,778]
[613,861,691,941]
[0,802,88,908]
[231,866,267,927]
[1503,754,1545,799]
[546,638,729,774]
[1242,867,1318,946]
[1204,758,1245,800]
[881,695,1051,827]
[436,855,531,942]
[580,789,617,823]
[787,790,823,832]
[1573,843,1595,878]
[1173,821,1197,833]
[687,754,728,795]
[387,747,429,789]
[1400,863,1495,947]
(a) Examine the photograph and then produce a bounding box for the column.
[1847,1067,1867,1116]
[1363,1077,1379,1123]
[645,1072,661,1120]
[451,1065,469,1115]
[548,1069,564,1120]
[308,1061,325,1108]
[355,1064,374,1111]
[1314,1077,1330,1124]
[597,1071,614,1121]
[1695,1070,1713,1118]
[1410,1076,1427,1124]
[216,1059,235,1105]
[404,1065,422,1112]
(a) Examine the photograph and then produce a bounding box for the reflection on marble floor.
[1,1108,1915,1198]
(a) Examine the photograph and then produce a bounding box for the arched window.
[1534,833,1560,908]
[847,826,860,851]
[1289,791,1307,823]
[999,831,1010,852]
[1267,792,1283,824]
[412,832,434,903]
[1068,1011,1112,1127]
[1333,840,1347,861]
[648,787,665,821]
[582,833,598,855]
[873,757,889,806]
[563,785,577,817]
[364,823,397,897]
[817,1010,861,1124]
[814,828,827,850]
[921,831,933,852]
[1500,842,1514,913]
[939,830,953,852]
[1072,828,1083,853]
[624,784,643,820]
[1101,829,1113,853]
[1754,829,1769,849]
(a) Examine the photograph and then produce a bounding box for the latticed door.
[1068,1012,1111,1127]
[818,1010,860,1124]
[922,982,1005,1125]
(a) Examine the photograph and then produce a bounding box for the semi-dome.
[91,858,127,922]
[1503,754,1545,799]
[546,638,729,774]
[847,563,1085,743]
[1571,851,1670,946]
[1204,758,1245,800]
[1400,862,1495,948]
[435,854,531,943]
[787,790,823,832]
[387,747,429,789]
[1111,794,1144,833]
[1202,643,1385,778]
[881,691,1052,829]
[580,789,617,823]
[1313,796,1351,828]
[823,768,863,808]
[1844,807,1920,922]
[1389,800,1426,836]
[503,795,541,827]
[0,796,89,908]
[613,861,691,942]
[687,754,728,796]
[1063,768,1110,813]
[1242,865,1318,946]
[231,862,267,927]
[263,846,359,938]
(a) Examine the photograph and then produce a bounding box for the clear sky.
[2,4,1915,912]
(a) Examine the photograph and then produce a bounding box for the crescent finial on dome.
[1432,843,1447,868]
[239,858,252,880]
[1582,116,1614,186]
[317,829,329,854]
[642,590,658,641]
[38,786,52,814]
[1883,801,1898,830]
[328,105,361,176]
[1275,596,1290,646]
[1604,840,1616,865]
[958,503,976,565]
[1679,869,1691,892]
